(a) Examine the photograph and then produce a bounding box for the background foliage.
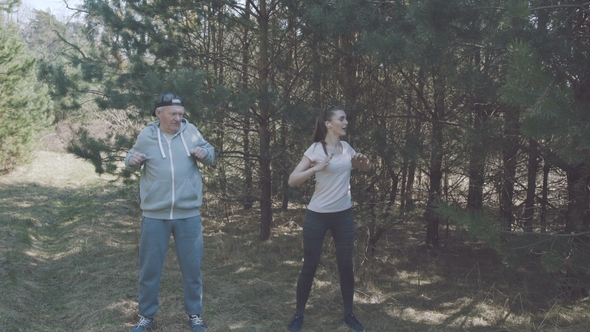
[0,15,52,173]
[4,0,590,305]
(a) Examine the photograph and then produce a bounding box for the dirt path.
[0,151,138,331]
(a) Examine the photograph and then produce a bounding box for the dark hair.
[312,105,342,155]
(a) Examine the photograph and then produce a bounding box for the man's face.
[156,106,185,134]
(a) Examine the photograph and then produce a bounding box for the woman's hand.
[311,154,333,173]
[288,154,332,187]
[352,152,371,172]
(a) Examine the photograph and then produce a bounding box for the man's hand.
[190,146,208,160]
[129,152,146,167]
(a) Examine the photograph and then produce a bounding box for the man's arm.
[189,126,215,166]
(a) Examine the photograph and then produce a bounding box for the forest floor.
[1,148,589,331]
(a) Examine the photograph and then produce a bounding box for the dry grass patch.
[1,151,590,331]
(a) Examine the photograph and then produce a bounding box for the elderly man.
[126,92,214,332]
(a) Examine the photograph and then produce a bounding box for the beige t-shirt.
[304,141,355,213]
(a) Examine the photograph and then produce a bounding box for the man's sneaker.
[288,315,304,332]
[130,315,155,332]
[188,314,207,332]
[344,314,365,332]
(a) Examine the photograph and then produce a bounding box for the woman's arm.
[288,154,332,187]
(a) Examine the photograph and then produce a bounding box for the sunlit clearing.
[282,260,300,266]
[397,270,440,285]
[233,267,252,274]
[399,307,446,325]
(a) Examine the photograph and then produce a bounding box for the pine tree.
[502,2,590,234]
[0,22,52,173]
[498,0,590,291]
[20,9,92,122]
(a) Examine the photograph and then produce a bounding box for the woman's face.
[326,110,348,137]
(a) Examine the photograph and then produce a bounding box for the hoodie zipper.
[157,122,194,219]
[168,138,175,219]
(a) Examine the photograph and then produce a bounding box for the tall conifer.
[0,22,52,173]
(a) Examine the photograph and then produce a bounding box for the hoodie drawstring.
[180,132,191,157]
[157,127,190,158]
[157,128,166,158]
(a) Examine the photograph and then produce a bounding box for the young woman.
[287,106,370,332]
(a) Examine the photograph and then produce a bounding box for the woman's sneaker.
[130,315,155,332]
[288,315,304,332]
[188,314,207,332]
[344,314,365,332]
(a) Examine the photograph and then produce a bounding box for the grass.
[1,150,590,331]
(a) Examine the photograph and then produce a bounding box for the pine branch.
[53,28,87,59]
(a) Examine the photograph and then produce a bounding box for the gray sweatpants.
[137,215,204,318]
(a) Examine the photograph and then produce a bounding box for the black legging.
[295,208,356,316]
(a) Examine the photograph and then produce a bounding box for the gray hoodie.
[125,119,215,219]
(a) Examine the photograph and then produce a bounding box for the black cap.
[153,92,184,116]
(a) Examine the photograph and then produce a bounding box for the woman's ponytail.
[311,105,341,155]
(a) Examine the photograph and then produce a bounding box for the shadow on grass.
[1,177,589,331]
[196,207,590,332]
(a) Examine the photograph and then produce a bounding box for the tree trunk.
[467,46,488,211]
[258,0,273,240]
[540,161,550,233]
[400,84,417,213]
[281,119,289,211]
[564,164,590,233]
[500,107,520,231]
[241,1,253,210]
[467,104,488,211]
[523,139,539,232]
[243,115,253,210]
[424,76,445,249]
[367,168,399,254]
[341,34,357,109]
[214,11,227,206]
